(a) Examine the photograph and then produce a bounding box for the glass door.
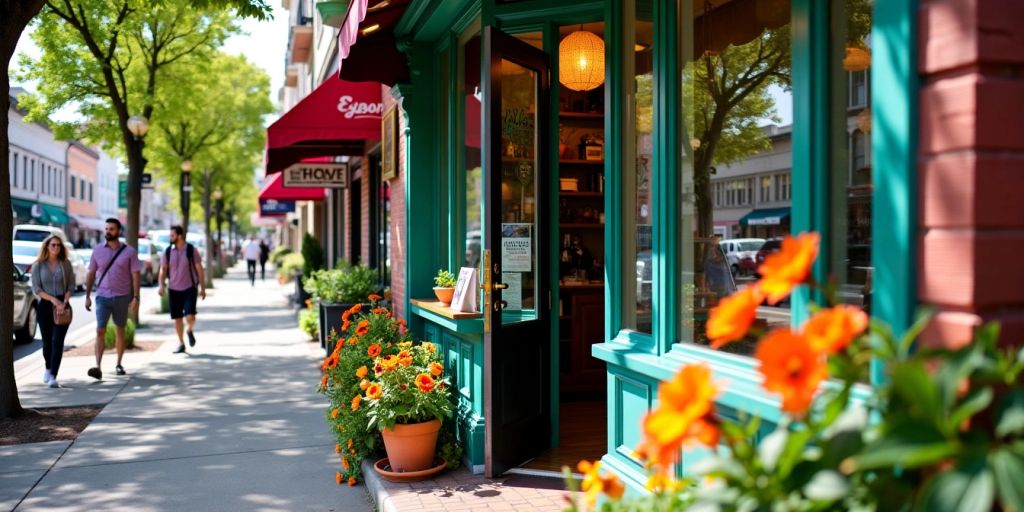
[481,26,552,477]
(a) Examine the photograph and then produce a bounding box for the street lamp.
[180,160,193,232]
[127,115,149,140]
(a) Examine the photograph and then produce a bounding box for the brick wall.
[385,88,406,321]
[918,0,1024,347]
[361,157,372,265]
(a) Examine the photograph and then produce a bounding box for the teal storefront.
[11,198,70,227]
[336,0,915,490]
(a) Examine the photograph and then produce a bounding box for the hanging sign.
[501,223,532,272]
[283,162,348,188]
[259,199,296,216]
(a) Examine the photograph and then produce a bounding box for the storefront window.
[830,0,873,316]
[462,33,483,273]
[623,0,654,334]
[679,0,792,354]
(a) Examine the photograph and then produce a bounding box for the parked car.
[11,240,40,274]
[65,243,88,291]
[754,238,784,273]
[11,264,37,344]
[75,248,94,268]
[137,239,160,286]
[148,229,171,253]
[13,224,68,243]
[719,238,765,276]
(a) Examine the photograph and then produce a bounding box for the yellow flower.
[366,383,383,400]
[380,355,400,372]
[577,460,625,506]
[398,341,412,348]
[422,342,436,353]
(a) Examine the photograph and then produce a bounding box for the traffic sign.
[118,179,128,208]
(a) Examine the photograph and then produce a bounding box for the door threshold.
[505,467,582,480]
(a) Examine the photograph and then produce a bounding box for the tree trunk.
[201,172,214,288]
[1,0,47,419]
[124,136,146,249]
[181,171,190,235]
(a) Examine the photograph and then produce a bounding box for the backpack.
[165,243,197,288]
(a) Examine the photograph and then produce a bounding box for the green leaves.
[997,390,1024,439]
[918,455,995,512]
[848,420,957,472]
[991,449,1024,512]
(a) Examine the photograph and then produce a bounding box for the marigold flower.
[341,457,349,471]
[707,285,764,349]
[335,444,341,453]
[356,320,370,337]
[348,336,357,345]
[757,233,820,305]
[325,354,339,370]
[398,341,412,348]
[380,355,400,372]
[803,305,868,354]
[347,438,353,448]
[359,379,370,390]
[756,328,827,416]
[366,383,383,400]
[348,304,363,315]
[348,476,356,486]
[331,408,340,419]
[422,342,436,353]
[369,294,382,301]
[355,366,368,379]
[415,373,436,392]
[398,350,413,367]
[373,307,389,315]
[342,310,353,322]
[319,375,328,389]
[367,344,382,358]
[351,395,362,411]
[429,362,444,377]
[638,364,720,468]
[342,321,352,332]
[577,460,625,506]
[336,471,343,485]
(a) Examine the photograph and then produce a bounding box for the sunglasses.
[48,243,63,247]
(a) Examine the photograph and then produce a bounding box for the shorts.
[169,287,198,319]
[96,295,131,328]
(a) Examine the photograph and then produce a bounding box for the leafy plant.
[569,233,1024,512]
[434,269,457,288]
[304,263,377,305]
[276,252,304,282]
[298,305,319,341]
[301,233,324,278]
[270,245,292,266]
[103,319,136,349]
[364,340,453,431]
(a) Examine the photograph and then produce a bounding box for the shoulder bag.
[54,261,74,326]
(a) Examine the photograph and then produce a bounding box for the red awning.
[265,77,383,174]
[258,172,327,202]
[337,0,410,85]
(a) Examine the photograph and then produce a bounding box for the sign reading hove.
[283,162,349,188]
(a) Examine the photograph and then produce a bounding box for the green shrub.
[276,253,305,282]
[103,319,136,349]
[434,269,457,288]
[304,263,377,305]
[270,246,292,266]
[301,233,324,278]
[298,307,319,340]
[160,292,169,314]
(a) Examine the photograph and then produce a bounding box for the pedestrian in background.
[84,218,140,380]
[31,235,75,388]
[159,225,206,354]
[259,239,270,281]
[243,234,260,286]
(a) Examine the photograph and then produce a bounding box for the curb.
[361,458,393,512]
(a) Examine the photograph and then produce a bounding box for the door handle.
[493,282,508,291]
[494,299,508,311]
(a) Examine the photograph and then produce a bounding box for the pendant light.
[559,29,605,91]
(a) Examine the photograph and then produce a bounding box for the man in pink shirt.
[158,225,207,353]
[84,218,141,379]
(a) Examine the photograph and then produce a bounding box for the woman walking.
[32,235,75,388]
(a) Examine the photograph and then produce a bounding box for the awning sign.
[260,199,296,215]
[747,216,782,226]
[283,163,349,188]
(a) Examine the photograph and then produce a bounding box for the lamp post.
[213,188,223,267]
[180,160,192,233]
[125,114,149,324]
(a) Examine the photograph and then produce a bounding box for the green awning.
[11,198,34,220]
[39,204,69,225]
[739,207,791,226]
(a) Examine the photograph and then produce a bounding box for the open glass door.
[481,26,552,477]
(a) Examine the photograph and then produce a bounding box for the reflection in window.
[462,34,483,272]
[680,0,792,353]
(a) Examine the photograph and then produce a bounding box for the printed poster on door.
[501,272,523,311]
[501,223,532,272]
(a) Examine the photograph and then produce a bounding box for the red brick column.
[384,88,406,321]
[918,0,1024,347]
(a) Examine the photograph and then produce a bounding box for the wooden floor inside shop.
[520,400,606,473]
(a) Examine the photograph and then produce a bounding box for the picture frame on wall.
[381,105,398,181]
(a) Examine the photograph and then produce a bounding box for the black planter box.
[318,302,362,354]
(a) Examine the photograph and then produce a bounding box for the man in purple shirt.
[158,225,206,353]
[84,218,141,380]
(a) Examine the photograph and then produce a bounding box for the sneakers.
[87,367,102,380]
[43,369,53,385]
[49,379,60,388]
[187,331,196,347]
[174,345,187,354]
[115,365,126,376]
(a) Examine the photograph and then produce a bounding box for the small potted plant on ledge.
[433,269,457,305]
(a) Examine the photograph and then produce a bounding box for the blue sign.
[259,199,295,216]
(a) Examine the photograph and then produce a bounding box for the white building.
[7,88,69,227]
[96,151,120,221]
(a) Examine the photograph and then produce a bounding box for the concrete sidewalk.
[1,263,370,512]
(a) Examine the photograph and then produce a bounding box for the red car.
[754,239,783,276]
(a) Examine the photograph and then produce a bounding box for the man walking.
[84,218,140,379]
[259,239,270,281]
[243,234,260,286]
[159,226,207,353]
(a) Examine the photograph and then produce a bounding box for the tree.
[0,0,269,420]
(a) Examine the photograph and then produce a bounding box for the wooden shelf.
[560,223,604,229]
[559,159,603,165]
[559,191,603,197]
[559,111,604,120]
[409,299,482,319]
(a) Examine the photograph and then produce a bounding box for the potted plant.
[433,269,457,305]
[365,340,453,475]
[304,262,378,353]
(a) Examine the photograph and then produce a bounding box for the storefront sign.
[259,199,295,216]
[501,223,532,272]
[283,163,349,188]
[747,216,782,226]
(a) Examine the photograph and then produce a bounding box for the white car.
[11,240,40,274]
[148,229,171,253]
[719,238,765,277]
[65,242,88,291]
[13,224,68,244]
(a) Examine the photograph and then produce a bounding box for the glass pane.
[625,0,655,334]
[498,58,539,324]
[463,35,483,271]
[830,0,872,317]
[679,0,793,354]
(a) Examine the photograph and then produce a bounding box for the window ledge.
[410,299,483,334]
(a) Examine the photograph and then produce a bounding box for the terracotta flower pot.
[380,418,442,472]
[433,287,455,305]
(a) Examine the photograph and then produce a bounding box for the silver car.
[12,265,37,344]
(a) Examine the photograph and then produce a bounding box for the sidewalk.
[1,263,371,511]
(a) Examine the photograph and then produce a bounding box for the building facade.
[66,142,104,246]
[7,89,69,228]
[95,150,120,222]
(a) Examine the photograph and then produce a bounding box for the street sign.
[118,179,128,208]
[142,173,152,184]
[283,162,348,188]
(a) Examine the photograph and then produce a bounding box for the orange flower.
[638,364,720,468]
[342,321,352,332]
[372,307,388,315]
[577,460,625,506]
[756,328,827,416]
[380,355,399,372]
[359,379,370,390]
[366,383,383,400]
[757,233,820,305]
[367,344,382,358]
[348,304,363,315]
[335,444,341,453]
[356,320,370,337]
[415,373,436,392]
[348,476,356,486]
[369,294,382,301]
[341,457,350,471]
[351,395,362,411]
[319,375,328,389]
[422,342,436,353]
[347,438,354,448]
[429,362,444,377]
[331,408,340,419]
[355,366,368,379]
[324,354,338,370]
[336,471,343,485]
[803,305,868,354]
[347,336,357,345]
[707,285,764,349]
[398,350,413,367]
[342,310,352,322]
[304,299,312,308]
